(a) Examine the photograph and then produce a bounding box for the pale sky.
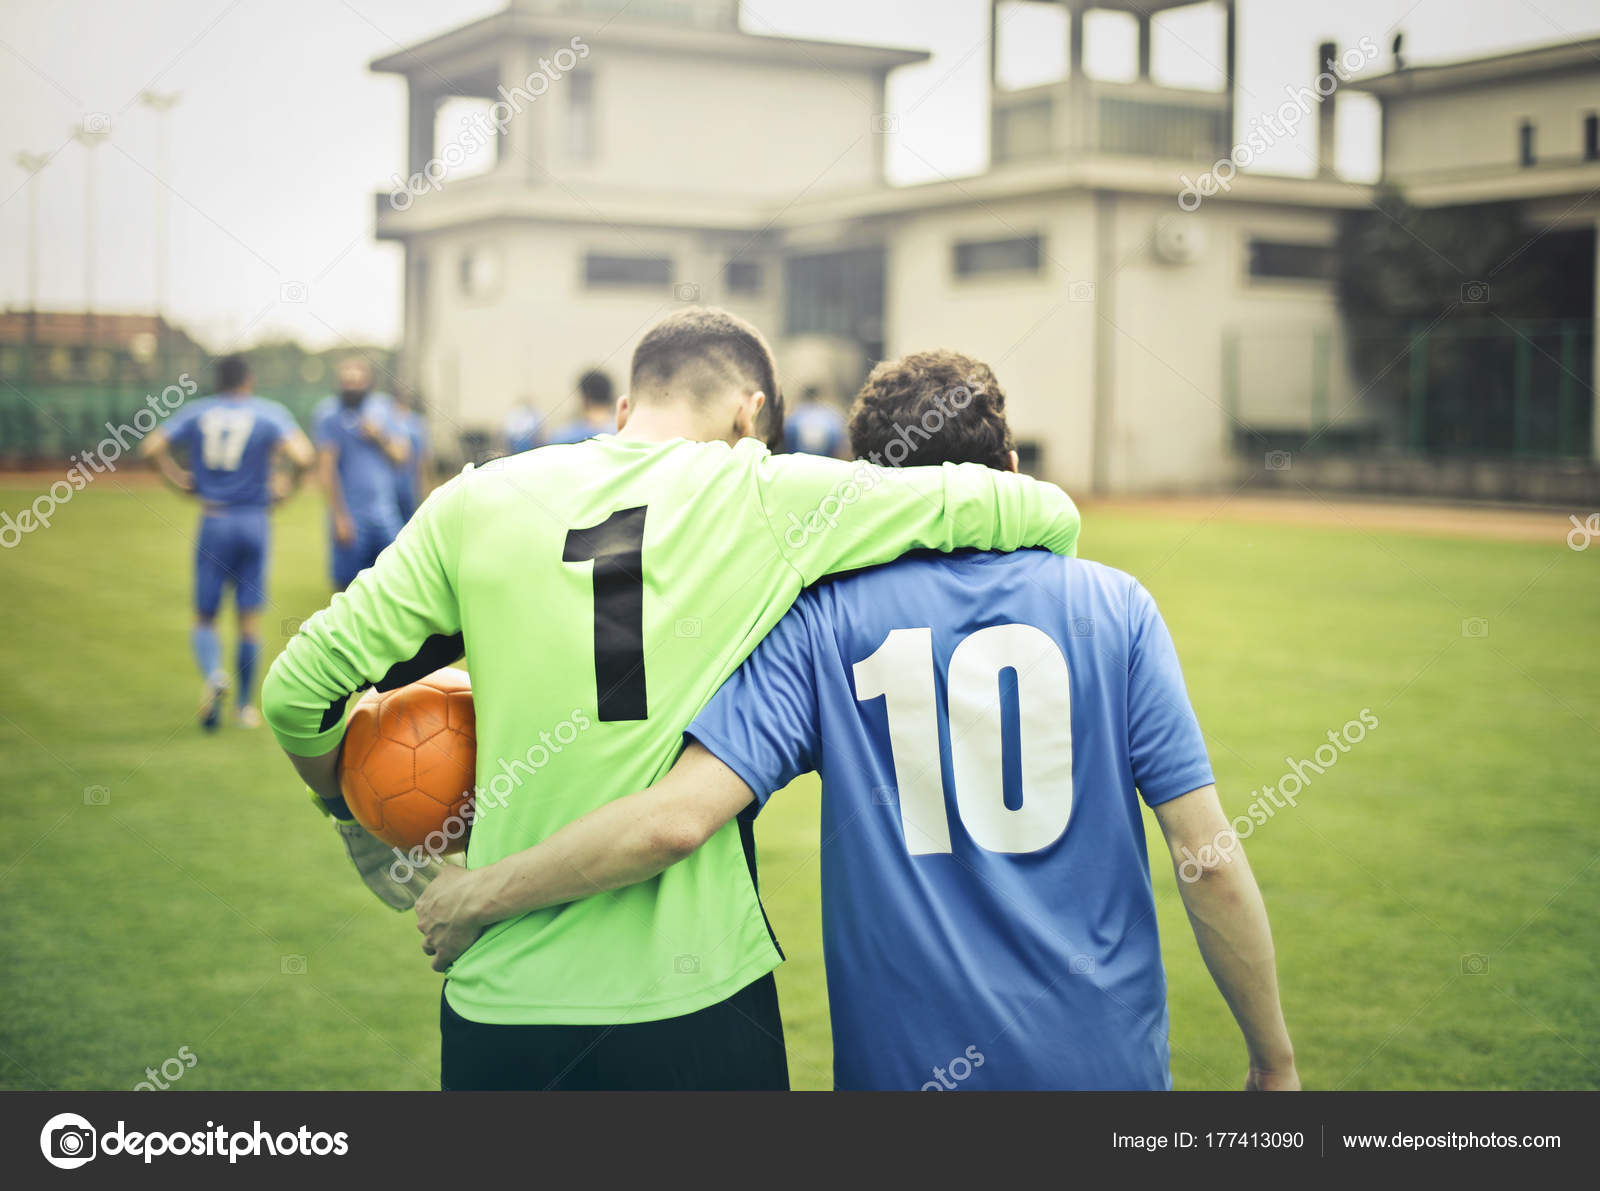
[2,0,1597,351]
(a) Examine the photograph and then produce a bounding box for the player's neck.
[615,404,729,447]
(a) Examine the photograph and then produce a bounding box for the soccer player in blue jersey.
[416,349,1298,1092]
[392,389,431,522]
[313,358,411,590]
[141,354,314,729]
[542,368,617,445]
[782,384,848,458]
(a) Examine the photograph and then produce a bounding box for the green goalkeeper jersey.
[264,434,1080,1025]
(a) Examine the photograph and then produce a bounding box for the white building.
[373,0,1597,493]
[1348,36,1600,462]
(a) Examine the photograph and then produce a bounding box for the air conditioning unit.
[1153,219,1206,265]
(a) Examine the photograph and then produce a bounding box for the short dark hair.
[848,350,1014,472]
[578,369,614,410]
[630,308,779,410]
[756,387,786,453]
[215,354,250,392]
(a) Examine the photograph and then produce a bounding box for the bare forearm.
[472,794,698,923]
[463,744,754,927]
[1176,856,1295,1071]
[287,747,343,805]
[147,447,192,494]
[318,453,349,519]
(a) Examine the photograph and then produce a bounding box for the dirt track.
[1080,494,1592,547]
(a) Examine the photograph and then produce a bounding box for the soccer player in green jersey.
[263,308,1082,1090]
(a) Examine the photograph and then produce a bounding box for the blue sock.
[191,625,222,683]
[236,638,260,707]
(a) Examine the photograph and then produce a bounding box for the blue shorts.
[331,517,399,587]
[195,507,270,618]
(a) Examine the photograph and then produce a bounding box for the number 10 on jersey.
[853,624,1074,856]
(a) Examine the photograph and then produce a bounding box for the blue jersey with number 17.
[162,394,299,508]
[687,548,1214,1091]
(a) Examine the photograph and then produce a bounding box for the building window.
[1585,113,1598,162]
[584,253,673,288]
[568,72,596,162]
[1519,119,1536,167]
[723,259,763,294]
[953,234,1044,278]
[784,248,886,361]
[1247,240,1336,282]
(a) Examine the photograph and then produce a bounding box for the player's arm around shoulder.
[749,444,1081,584]
[415,743,755,971]
[1152,786,1300,1090]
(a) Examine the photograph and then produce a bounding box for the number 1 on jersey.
[563,506,648,721]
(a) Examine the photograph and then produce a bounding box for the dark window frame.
[952,234,1045,279]
[723,259,764,294]
[1246,239,1337,283]
[583,252,674,289]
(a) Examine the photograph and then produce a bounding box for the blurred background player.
[265,308,1083,1091]
[392,389,432,523]
[503,396,543,456]
[314,358,410,590]
[140,354,314,729]
[542,368,617,445]
[782,384,848,458]
[416,350,1298,1092]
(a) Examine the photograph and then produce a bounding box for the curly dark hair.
[847,350,1013,471]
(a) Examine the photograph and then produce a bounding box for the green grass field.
[2,479,1596,1090]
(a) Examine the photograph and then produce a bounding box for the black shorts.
[439,973,789,1091]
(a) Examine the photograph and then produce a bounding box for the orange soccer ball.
[339,666,477,853]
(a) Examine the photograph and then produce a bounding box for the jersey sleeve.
[161,403,201,453]
[684,597,823,809]
[755,450,1081,586]
[1126,582,1214,806]
[262,468,470,757]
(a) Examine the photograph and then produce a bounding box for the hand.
[360,417,385,444]
[333,818,440,910]
[1245,1065,1301,1091]
[415,862,490,973]
[333,511,356,547]
[270,471,292,503]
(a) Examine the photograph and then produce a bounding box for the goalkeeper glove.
[310,788,441,910]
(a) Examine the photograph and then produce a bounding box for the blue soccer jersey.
[161,394,299,508]
[542,419,604,446]
[687,548,1214,1091]
[312,392,405,530]
[783,403,846,457]
[394,407,429,519]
